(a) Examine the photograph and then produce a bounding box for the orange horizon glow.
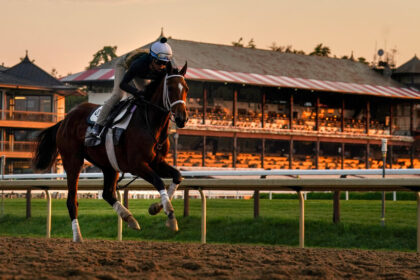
[1,0,419,77]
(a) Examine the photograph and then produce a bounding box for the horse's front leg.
[134,163,179,231]
[102,168,140,231]
[148,160,182,216]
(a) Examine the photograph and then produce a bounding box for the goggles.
[153,59,168,66]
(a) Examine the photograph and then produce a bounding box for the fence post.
[116,191,122,241]
[254,190,260,218]
[298,191,305,248]
[183,189,189,217]
[26,190,31,219]
[333,191,340,224]
[198,188,206,244]
[45,190,51,238]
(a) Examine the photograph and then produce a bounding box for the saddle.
[85,98,136,148]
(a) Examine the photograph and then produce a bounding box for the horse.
[33,62,189,242]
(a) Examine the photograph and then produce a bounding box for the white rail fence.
[0,169,419,251]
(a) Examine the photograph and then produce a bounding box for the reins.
[138,74,186,151]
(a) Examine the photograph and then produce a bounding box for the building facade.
[0,54,82,173]
[62,38,420,170]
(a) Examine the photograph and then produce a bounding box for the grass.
[0,198,417,251]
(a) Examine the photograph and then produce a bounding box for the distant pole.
[381,139,387,227]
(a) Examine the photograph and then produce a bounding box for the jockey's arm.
[119,59,148,96]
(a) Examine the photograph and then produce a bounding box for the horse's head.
[163,62,189,128]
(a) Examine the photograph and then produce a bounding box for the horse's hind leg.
[101,169,140,230]
[62,155,84,242]
[148,160,182,216]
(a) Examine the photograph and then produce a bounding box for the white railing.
[1,168,420,180]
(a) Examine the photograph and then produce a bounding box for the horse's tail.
[33,121,62,172]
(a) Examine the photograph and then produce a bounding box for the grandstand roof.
[61,38,420,99]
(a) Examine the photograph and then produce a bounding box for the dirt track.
[0,237,419,280]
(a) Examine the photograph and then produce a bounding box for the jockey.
[87,37,173,140]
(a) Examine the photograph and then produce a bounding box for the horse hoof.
[166,217,179,232]
[148,202,163,216]
[126,216,141,231]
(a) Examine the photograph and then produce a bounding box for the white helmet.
[150,37,172,62]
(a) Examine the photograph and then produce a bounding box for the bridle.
[162,74,186,120]
[140,73,187,151]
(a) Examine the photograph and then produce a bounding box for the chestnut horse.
[33,63,188,242]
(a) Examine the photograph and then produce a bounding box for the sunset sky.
[1,0,419,77]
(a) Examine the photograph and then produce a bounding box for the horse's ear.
[180,62,188,76]
[166,62,173,74]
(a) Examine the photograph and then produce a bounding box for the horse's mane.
[142,67,181,101]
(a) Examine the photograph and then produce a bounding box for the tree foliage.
[232,37,244,47]
[65,95,88,113]
[269,42,305,54]
[309,43,331,57]
[87,46,118,69]
[232,37,256,49]
[246,39,256,49]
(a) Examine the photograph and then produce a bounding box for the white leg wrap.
[167,182,179,200]
[71,219,82,242]
[159,189,171,214]
[112,201,131,219]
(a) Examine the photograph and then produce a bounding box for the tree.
[269,42,285,52]
[357,57,369,65]
[247,39,256,49]
[65,95,88,113]
[232,37,244,47]
[87,46,118,69]
[269,42,305,54]
[309,43,331,57]
[50,68,59,78]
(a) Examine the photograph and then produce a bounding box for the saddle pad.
[87,104,132,126]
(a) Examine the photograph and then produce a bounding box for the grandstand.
[62,36,420,171]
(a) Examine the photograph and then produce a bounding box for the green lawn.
[0,198,417,251]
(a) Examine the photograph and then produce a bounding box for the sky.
[1,0,419,77]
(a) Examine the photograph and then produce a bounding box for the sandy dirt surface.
[0,237,419,280]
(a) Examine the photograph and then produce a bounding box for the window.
[10,95,52,112]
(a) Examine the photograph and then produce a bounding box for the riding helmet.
[150,37,173,62]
